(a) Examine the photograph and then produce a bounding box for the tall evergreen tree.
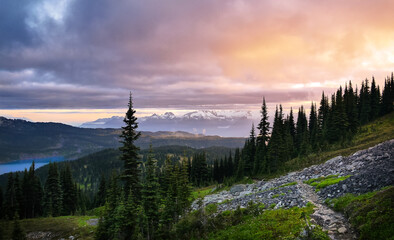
[255,97,270,175]
[308,102,318,150]
[370,77,381,120]
[359,79,371,124]
[43,162,63,217]
[243,124,256,176]
[295,106,309,155]
[95,174,107,207]
[142,146,160,240]
[267,105,286,173]
[381,74,393,115]
[344,81,359,135]
[5,173,17,219]
[11,218,26,240]
[119,92,141,201]
[61,163,77,215]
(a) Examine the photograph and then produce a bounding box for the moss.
[279,181,297,188]
[304,174,351,191]
[272,193,285,199]
[328,186,394,240]
[0,216,97,240]
[205,203,218,215]
[206,204,328,240]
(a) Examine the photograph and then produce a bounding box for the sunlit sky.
[1,0,393,125]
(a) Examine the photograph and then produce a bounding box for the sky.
[1,0,393,126]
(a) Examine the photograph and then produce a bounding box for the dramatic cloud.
[1,0,393,116]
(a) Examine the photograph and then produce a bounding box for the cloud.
[0,0,393,110]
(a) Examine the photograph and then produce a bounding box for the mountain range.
[0,116,246,163]
[80,110,257,137]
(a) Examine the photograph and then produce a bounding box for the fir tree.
[61,163,77,215]
[119,92,141,200]
[308,102,318,150]
[370,77,381,120]
[95,174,107,207]
[5,173,17,219]
[344,81,359,135]
[11,218,26,240]
[267,106,286,173]
[142,145,160,240]
[43,162,63,217]
[359,79,371,124]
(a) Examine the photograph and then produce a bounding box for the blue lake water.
[0,156,65,175]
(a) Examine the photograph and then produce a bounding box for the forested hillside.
[0,118,245,163]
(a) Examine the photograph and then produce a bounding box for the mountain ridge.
[79,110,257,137]
[0,116,245,163]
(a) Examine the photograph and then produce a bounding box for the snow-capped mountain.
[80,110,257,137]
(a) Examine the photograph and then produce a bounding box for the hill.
[0,117,245,163]
[0,145,235,192]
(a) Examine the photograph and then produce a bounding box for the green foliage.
[43,162,63,217]
[11,219,26,240]
[205,204,218,215]
[327,186,394,240]
[305,175,351,191]
[206,205,319,240]
[279,181,297,188]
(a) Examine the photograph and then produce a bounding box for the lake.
[0,156,65,175]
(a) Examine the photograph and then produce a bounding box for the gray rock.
[230,184,246,195]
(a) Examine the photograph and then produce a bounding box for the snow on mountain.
[80,110,257,137]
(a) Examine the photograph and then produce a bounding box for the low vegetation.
[0,216,97,240]
[305,175,351,191]
[173,201,329,240]
[326,186,394,240]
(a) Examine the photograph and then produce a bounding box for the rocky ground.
[192,139,394,240]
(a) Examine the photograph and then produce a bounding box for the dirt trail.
[295,180,357,240]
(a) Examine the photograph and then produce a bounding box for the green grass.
[326,186,394,240]
[206,204,329,240]
[272,193,285,198]
[279,181,297,188]
[0,215,97,240]
[305,174,351,191]
[191,185,215,200]
[261,112,394,180]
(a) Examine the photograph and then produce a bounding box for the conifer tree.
[267,106,286,173]
[295,106,309,155]
[381,74,393,115]
[370,77,381,120]
[344,81,359,135]
[61,163,77,215]
[243,124,256,176]
[11,218,26,240]
[359,79,371,124]
[255,97,270,175]
[119,92,141,200]
[142,146,160,240]
[234,148,240,174]
[308,103,318,150]
[14,174,23,220]
[5,173,17,219]
[317,92,330,146]
[43,162,63,217]
[95,174,107,207]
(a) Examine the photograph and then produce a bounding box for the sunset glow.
[1,0,393,125]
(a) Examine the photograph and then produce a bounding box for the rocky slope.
[192,139,394,239]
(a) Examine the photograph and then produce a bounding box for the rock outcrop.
[192,139,394,240]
